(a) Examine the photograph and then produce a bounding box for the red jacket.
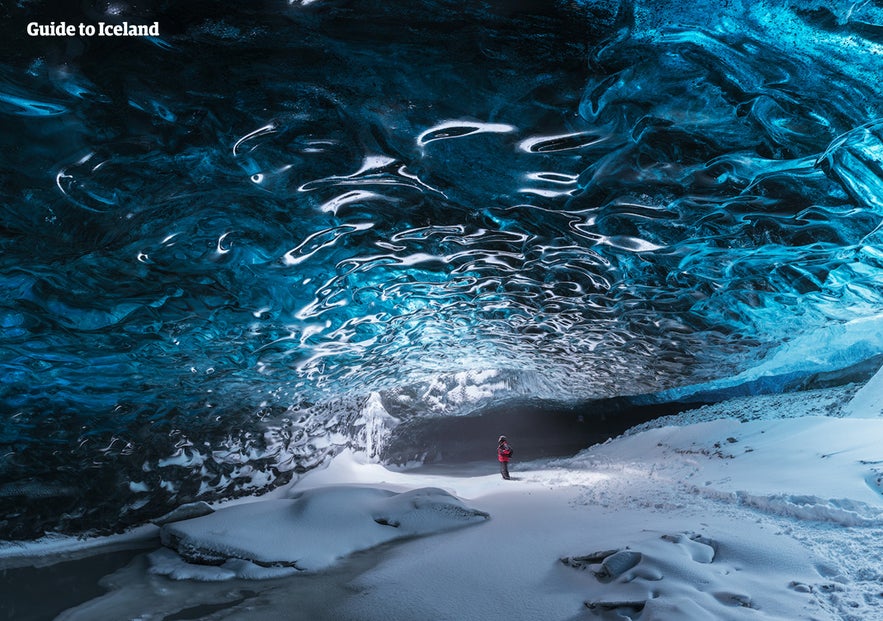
[498,442,512,462]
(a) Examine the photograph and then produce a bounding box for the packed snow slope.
[3,0,883,536]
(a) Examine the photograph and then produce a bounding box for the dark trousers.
[500,460,510,480]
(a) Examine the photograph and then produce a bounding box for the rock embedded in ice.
[584,599,646,613]
[559,549,619,569]
[148,548,302,581]
[156,486,489,578]
[596,549,643,581]
[152,501,215,526]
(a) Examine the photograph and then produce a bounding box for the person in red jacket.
[497,435,513,480]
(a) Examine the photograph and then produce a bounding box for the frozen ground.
[2,371,883,620]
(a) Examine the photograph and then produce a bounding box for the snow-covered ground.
[3,371,883,620]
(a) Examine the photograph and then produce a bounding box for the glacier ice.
[2,0,883,536]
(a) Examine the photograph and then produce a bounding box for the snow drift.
[152,486,489,580]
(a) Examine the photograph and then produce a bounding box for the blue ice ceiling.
[3,0,883,536]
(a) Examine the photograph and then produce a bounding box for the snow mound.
[693,489,883,527]
[842,363,883,418]
[582,416,883,509]
[154,486,489,579]
[561,531,817,620]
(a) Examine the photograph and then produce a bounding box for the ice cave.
[2,1,883,619]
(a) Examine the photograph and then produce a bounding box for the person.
[497,435,513,480]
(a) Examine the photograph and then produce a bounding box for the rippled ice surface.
[3,0,883,536]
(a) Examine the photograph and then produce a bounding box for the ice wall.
[2,0,883,536]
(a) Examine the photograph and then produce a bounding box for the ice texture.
[3,0,883,536]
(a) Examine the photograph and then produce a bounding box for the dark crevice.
[381,397,709,465]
